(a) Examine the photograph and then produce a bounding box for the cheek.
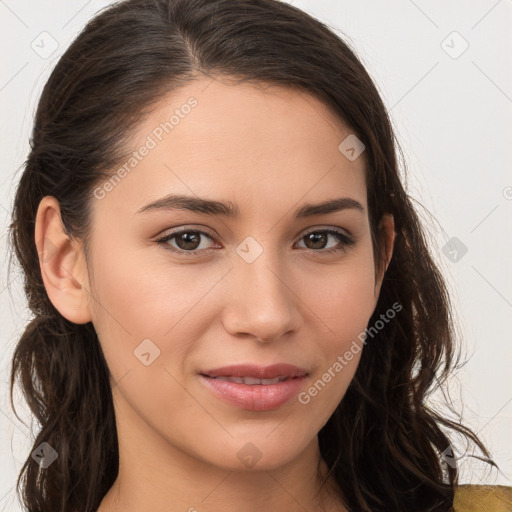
[296,266,375,419]
[298,253,376,396]
[87,241,228,382]
[86,241,161,377]
[302,254,377,342]
[89,239,192,333]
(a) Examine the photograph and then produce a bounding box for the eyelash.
[155,227,356,257]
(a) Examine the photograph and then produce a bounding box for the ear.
[373,213,395,300]
[34,196,92,324]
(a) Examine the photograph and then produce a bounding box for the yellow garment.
[454,485,512,512]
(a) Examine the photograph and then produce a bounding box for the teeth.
[260,377,287,385]
[212,376,288,385]
[214,376,245,384]
[244,376,262,385]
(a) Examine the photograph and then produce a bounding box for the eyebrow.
[136,193,365,218]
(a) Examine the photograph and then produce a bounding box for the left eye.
[296,229,355,253]
[156,228,355,256]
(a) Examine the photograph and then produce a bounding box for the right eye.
[156,229,218,256]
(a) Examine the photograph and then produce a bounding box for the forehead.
[93,76,368,218]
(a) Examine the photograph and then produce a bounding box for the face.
[69,77,393,471]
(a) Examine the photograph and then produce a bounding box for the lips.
[198,363,309,411]
[200,363,308,380]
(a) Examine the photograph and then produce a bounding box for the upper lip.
[200,363,308,379]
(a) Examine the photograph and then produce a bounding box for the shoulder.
[454,485,512,512]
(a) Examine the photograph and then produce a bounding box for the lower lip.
[199,375,307,411]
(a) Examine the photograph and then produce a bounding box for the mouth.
[204,375,290,385]
[198,363,309,411]
[200,363,309,380]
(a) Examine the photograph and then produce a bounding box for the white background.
[1,1,511,509]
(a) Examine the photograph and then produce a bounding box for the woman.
[7,0,499,510]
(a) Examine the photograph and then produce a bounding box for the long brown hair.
[8,0,495,510]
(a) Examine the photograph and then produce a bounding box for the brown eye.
[157,229,216,255]
[303,231,329,250]
[156,227,355,257]
[297,229,355,254]
[174,232,202,251]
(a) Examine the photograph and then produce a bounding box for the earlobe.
[34,196,92,324]
[374,213,396,298]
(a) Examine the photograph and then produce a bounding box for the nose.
[221,252,302,343]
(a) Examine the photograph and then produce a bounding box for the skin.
[35,76,395,512]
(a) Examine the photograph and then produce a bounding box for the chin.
[194,428,316,472]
